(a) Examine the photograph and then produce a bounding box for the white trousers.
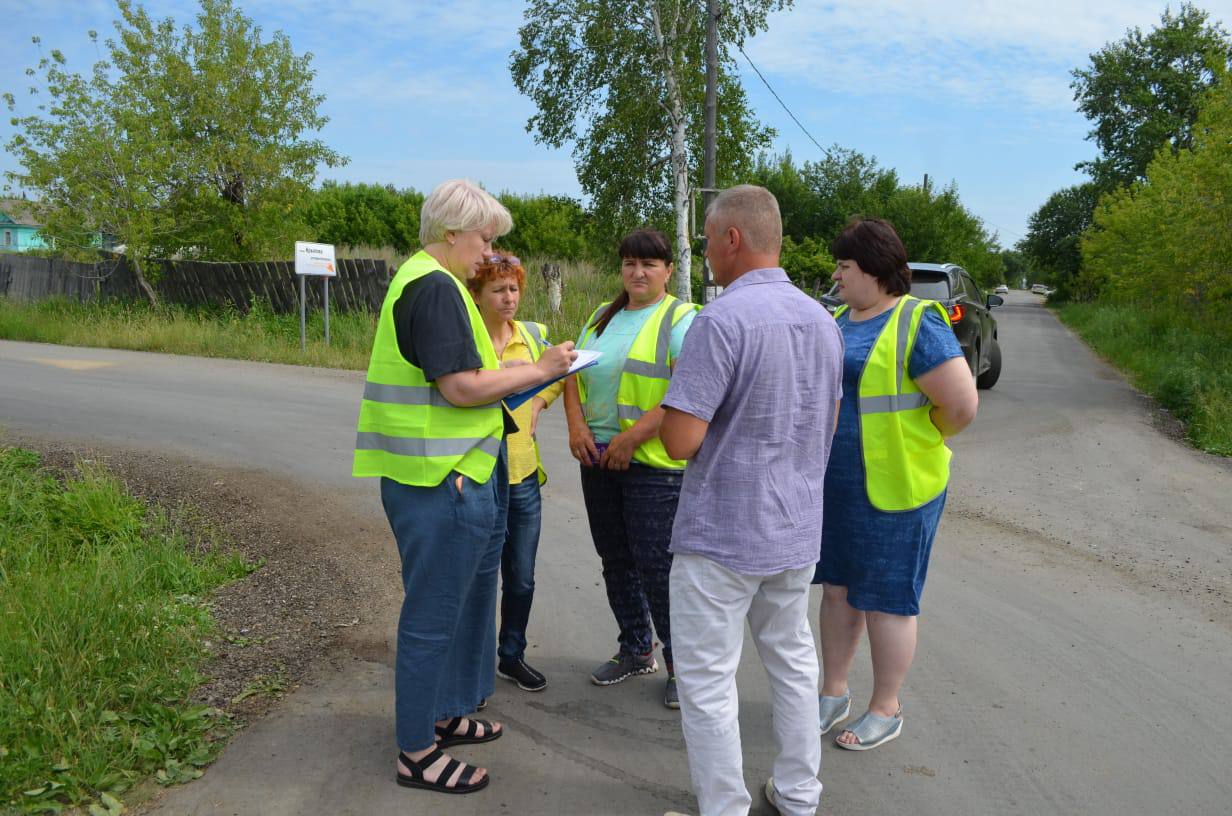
[669,553,822,816]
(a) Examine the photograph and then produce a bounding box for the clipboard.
[504,350,601,411]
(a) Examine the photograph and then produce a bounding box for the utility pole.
[701,0,719,303]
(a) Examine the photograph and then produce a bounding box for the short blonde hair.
[419,179,513,245]
[707,184,782,254]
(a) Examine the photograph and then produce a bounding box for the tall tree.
[1071,2,1232,190]
[1082,71,1232,305]
[512,0,788,301]
[1019,183,1100,298]
[749,149,1002,286]
[4,0,345,302]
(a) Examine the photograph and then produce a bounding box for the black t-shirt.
[393,270,483,380]
[392,269,518,435]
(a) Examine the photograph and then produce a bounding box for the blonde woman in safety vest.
[812,216,978,751]
[353,180,576,795]
[562,228,698,710]
[466,252,560,694]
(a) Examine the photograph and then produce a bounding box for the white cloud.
[746,0,1232,113]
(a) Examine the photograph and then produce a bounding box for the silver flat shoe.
[835,706,903,751]
[819,691,851,735]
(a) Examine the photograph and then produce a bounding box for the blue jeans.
[579,462,683,668]
[381,451,508,752]
[498,477,542,661]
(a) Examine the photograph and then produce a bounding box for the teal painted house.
[0,198,50,253]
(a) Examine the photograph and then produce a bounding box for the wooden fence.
[0,254,390,313]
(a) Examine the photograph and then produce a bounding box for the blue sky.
[3,0,1231,246]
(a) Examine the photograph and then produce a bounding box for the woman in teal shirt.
[563,228,697,709]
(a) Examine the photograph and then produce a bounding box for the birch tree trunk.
[651,2,694,303]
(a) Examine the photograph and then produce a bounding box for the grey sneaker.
[589,651,657,686]
[663,674,680,709]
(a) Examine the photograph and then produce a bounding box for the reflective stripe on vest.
[355,432,503,459]
[835,296,952,512]
[352,251,503,486]
[512,319,548,485]
[518,320,546,356]
[362,381,500,410]
[578,295,697,470]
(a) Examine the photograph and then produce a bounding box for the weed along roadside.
[1052,301,1232,456]
[0,446,256,813]
[0,437,398,815]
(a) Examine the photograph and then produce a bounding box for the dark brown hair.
[588,229,673,337]
[830,217,911,297]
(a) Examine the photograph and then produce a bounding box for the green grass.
[0,297,379,370]
[1054,301,1232,456]
[0,447,255,814]
[0,256,618,369]
[514,257,615,344]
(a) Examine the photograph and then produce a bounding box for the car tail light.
[948,304,965,322]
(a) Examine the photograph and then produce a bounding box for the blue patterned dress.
[813,306,963,615]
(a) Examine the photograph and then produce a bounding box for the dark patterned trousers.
[579,462,684,669]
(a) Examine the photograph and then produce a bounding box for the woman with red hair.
[468,252,561,694]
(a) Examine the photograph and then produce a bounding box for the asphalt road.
[2,290,1230,815]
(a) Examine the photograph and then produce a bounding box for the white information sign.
[294,241,337,277]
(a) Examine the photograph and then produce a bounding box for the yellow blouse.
[503,324,563,484]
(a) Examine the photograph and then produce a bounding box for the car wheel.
[976,340,1001,389]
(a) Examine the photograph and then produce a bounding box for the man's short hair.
[706,184,782,254]
[419,179,513,246]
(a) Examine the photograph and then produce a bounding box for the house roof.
[0,198,44,227]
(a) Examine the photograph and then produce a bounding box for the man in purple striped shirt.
[661,185,843,816]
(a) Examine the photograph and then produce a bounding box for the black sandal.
[396,748,489,794]
[434,716,502,748]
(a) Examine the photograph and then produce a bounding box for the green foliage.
[780,235,834,294]
[1080,70,1232,305]
[1019,182,1100,300]
[1056,301,1232,455]
[4,0,345,297]
[0,447,253,812]
[1071,2,1232,189]
[511,0,787,292]
[305,182,424,254]
[999,249,1029,288]
[302,186,599,263]
[747,150,1003,287]
[883,183,1003,287]
[498,194,592,261]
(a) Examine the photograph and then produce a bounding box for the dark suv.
[821,262,1003,389]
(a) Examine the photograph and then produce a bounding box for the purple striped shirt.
[662,267,844,575]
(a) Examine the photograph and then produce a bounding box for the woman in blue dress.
[814,217,979,750]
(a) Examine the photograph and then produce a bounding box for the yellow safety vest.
[578,295,699,470]
[353,251,503,486]
[513,319,549,486]
[835,296,952,512]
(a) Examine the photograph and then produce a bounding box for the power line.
[737,43,831,159]
[738,44,1026,245]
